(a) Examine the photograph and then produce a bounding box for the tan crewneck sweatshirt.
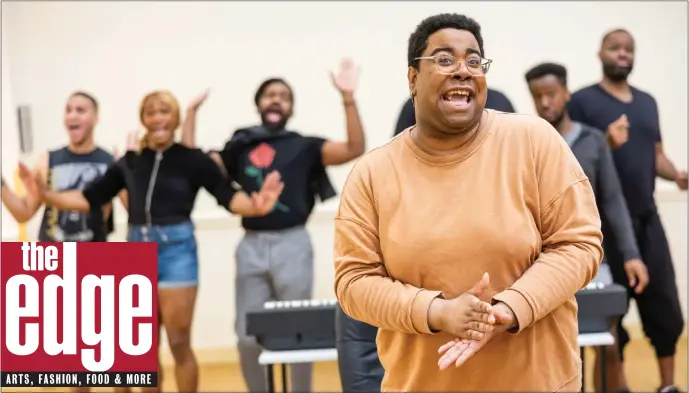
[334,110,603,392]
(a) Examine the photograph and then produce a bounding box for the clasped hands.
[427,272,516,370]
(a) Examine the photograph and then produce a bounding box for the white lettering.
[43,242,77,355]
[20,242,58,271]
[6,242,154,372]
[118,275,153,355]
[5,275,39,355]
[85,373,110,385]
[81,275,115,372]
[44,245,58,271]
[127,373,152,385]
[21,242,30,271]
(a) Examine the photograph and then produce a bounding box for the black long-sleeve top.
[82,143,238,226]
[568,122,641,263]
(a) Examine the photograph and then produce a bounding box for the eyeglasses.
[415,54,493,75]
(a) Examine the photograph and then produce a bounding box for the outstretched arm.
[321,58,366,166]
[41,189,90,211]
[192,149,283,217]
[180,90,210,148]
[37,159,127,213]
[1,153,49,223]
[228,180,283,217]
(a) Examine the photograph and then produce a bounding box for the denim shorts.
[127,220,199,289]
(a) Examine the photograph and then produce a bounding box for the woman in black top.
[29,90,283,393]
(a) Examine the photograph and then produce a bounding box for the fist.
[606,114,629,149]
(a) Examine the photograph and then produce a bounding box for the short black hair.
[70,91,99,112]
[524,62,568,88]
[254,78,294,107]
[407,13,485,69]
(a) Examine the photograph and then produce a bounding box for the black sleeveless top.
[38,146,114,242]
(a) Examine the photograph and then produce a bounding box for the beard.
[545,110,566,129]
[602,61,633,82]
[259,107,288,131]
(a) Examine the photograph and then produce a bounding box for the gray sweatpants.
[235,225,314,393]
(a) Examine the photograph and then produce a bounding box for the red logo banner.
[1,241,159,388]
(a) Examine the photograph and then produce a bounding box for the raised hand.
[250,170,284,216]
[33,169,49,196]
[330,58,359,95]
[606,114,629,149]
[437,302,515,370]
[187,89,210,113]
[127,130,141,152]
[428,272,496,341]
[17,161,39,196]
[112,146,121,161]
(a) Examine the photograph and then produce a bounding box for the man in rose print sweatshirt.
[181,58,365,393]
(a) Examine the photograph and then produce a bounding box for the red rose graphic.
[248,143,276,169]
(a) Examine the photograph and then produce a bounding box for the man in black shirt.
[392,87,515,136]
[182,58,366,393]
[525,62,650,393]
[567,29,687,393]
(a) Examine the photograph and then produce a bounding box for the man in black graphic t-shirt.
[1,91,125,244]
[181,58,366,393]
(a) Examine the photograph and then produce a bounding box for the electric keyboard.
[247,283,628,350]
[246,299,338,351]
[575,281,628,333]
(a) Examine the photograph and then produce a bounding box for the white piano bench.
[578,331,616,393]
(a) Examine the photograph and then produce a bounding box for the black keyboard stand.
[265,363,287,393]
[578,331,615,393]
[580,344,607,393]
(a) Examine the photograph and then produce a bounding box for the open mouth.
[67,125,81,131]
[441,89,473,109]
[265,110,283,123]
[152,127,167,137]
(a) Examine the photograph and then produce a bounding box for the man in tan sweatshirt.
[334,13,604,392]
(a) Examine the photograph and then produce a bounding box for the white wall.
[1,14,22,241]
[2,1,687,352]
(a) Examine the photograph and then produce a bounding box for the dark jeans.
[335,304,384,393]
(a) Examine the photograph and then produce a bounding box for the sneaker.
[657,385,680,393]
